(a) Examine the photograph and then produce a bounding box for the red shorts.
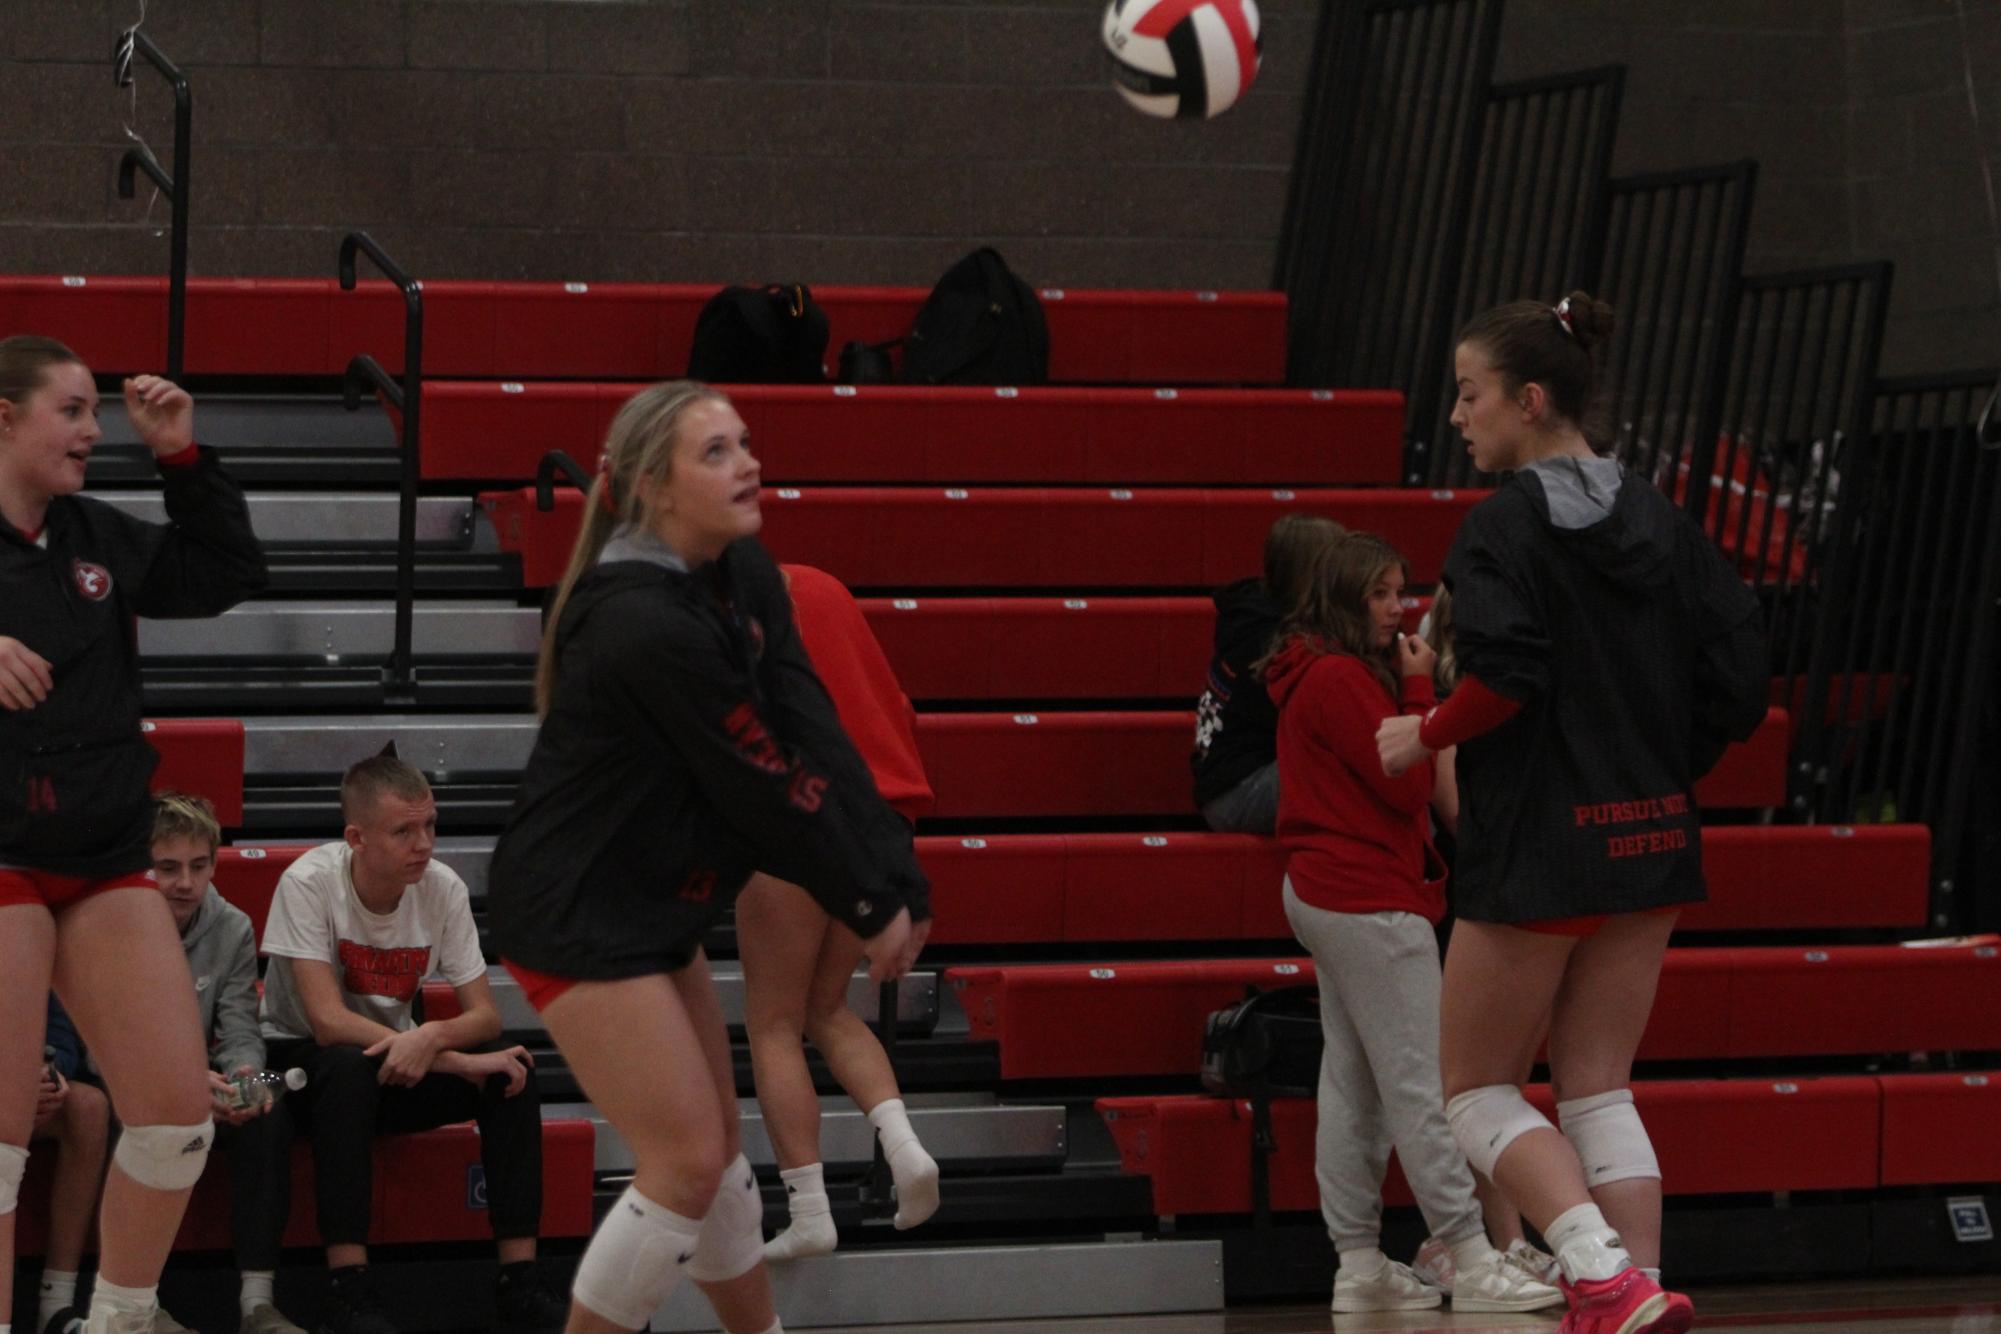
[0,867,157,912]
[1518,905,1681,937]
[502,957,579,1012]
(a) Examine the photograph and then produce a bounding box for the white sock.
[1336,1245,1386,1278]
[1642,1267,1661,1283]
[761,1164,836,1262]
[40,1270,79,1326]
[239,1271,275,1318]
[1544,1203,1631,1284]
[1447,1232,1501,1276]
[866,1099,939,1230]
[85,1280,158,1334]
[752,1322,783,1334]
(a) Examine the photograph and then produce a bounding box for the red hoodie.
[1264,636,1445,923]
[783,564,936,824]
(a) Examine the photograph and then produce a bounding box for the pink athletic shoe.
[1557,1268,1694,1334]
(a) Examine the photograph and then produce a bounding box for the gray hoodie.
[179,885,266,1074]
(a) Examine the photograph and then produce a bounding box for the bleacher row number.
[64,275,87,287]
[1273,963,1301,976]
[564,282,588,294]
[995,387,1019,399]
[1065,599,1088,610]
[1013,715,1039,726]
[1090,968,1116,979]
[502,382,524,393]
[834,385,856,397]
[959,838,987,850]
[1142,836,1167,847]
[893,599,919,610]
[778,488,801,500]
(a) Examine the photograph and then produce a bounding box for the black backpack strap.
[1249,1087,1277,1231]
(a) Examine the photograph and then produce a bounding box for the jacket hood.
[1519,460,1676,590]
[1213,575,1273,624]
[180,884,231,947]
[1262,634,1325,711]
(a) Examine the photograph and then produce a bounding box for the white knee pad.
[572,1184,702,1329]
[0,1142,26,1214]
[113,1120,213,1192]
[687,1154,766,1283]
[1558,1089,1659,1187]
[1446,1084,1554,1180]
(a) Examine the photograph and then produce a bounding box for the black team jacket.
[489,536,930,979]
[1,449,268,878]
[1446,469,1768,923]
[1191,576,1280,808]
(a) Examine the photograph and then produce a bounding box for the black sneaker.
[492,1262,568,1334]
[40,1306,83,1334]
[318,1267,398,1334]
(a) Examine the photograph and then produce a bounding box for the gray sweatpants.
[1283,877,1485,1253]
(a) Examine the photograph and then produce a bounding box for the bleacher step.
[652,1238,1222,1330]
[94,491,478,546]
[547,1098,1067,1172]
[141,601,539,660]
[467,964,939,1035]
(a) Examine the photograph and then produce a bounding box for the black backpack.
[900,248,1050,386]
[687,283,829,384]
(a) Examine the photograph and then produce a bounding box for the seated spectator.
[16,998,110,1334]
[258,757,564,1334]
[1192,514,1346,833]
[148,793,306,1334]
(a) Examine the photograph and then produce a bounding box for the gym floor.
[802,1275,2001,1331]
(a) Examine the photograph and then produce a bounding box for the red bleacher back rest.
[210,845,309,946]
[1681,823,1930,930]
[144,719,245,826]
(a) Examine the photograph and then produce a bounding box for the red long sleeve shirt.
[1265,637,1446,923]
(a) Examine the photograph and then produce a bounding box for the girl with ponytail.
[491,382,931,1334]
[1378,293,1768,1334]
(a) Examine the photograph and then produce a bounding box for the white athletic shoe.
[1507,1237,1563,1285]
[1410,1234,1455,1290]
[1330,1259,1443,1313]
[1451,1253,1566,1312]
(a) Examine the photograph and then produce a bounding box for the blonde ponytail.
[532,380,730,716]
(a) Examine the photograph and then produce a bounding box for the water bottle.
[42,1044,58,1086]
[224,1067,308,1112]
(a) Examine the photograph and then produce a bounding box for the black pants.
[216,1100,295,1271]
[269,1040,543,1245]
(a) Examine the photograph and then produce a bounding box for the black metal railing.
[337,232,423,704]
[1416,65,1625,484]
[1790,369,2001,930]
[1278,0,1504,397]
[1587,161,1758,488]
[1688,263,1893,732]
[112,27,191,380]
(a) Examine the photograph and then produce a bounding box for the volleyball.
[1101,0,1262,120]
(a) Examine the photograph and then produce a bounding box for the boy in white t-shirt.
[259,757,564,1334]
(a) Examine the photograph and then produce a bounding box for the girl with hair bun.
[1378,293,1768,1334]
[489,383,931,1334]
[1264,533,1561,1318]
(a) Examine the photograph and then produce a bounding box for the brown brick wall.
[3,0,1996,375]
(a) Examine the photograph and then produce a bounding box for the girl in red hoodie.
[1265,533,1560,1318]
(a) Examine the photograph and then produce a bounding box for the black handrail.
[112,27,191,381]
[337,232,423,704]
[534,451,592,512]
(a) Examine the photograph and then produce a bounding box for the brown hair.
[1263,512,1346,615]
[1455,290,1617,445]
[533,380,732,716]
[340,754,432,825]
[0,335,83,409]
[1257,531,1409,698]
[152,790,221,855]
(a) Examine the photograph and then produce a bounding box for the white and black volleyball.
[1102,0,1262,120]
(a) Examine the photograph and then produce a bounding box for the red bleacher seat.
[0,277,1287,384]
[950,939,1998,1079]
[210,845,312,943]
[1681,823,1930,930]
[11,1120,595,1256]
[478,486,1487,590]
[1880,1071,2001,1185]
[145,718,245,825]
[859,593,1411,700]
[422,382,1404,485]
[1097,1078,1884,1215]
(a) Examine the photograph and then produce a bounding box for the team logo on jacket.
[71,559,112,602]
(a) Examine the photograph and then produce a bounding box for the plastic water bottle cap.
[283,1068,309,1091]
